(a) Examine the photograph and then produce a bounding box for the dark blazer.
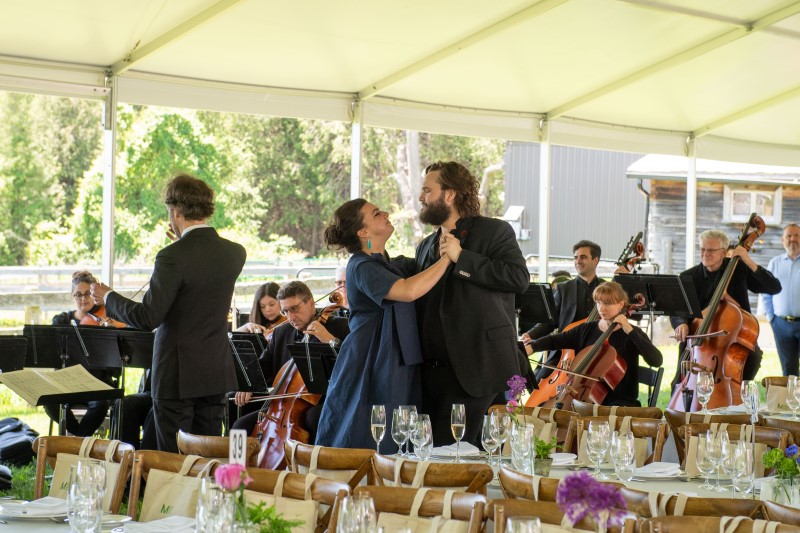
[106,227,246,400]
[415,216,529,396]
[259,317,350,383]
[527,276,605,339]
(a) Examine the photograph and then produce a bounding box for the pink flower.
[506,399,519,412]
[214,463,252,492]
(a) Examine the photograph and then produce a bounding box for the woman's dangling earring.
[367,238,372,250]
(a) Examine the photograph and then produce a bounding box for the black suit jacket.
[258,317,350,383]
[415,216,529,396]
[526,276,605,339]
[106,227,246,400]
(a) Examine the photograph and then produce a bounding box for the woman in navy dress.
[316,199,451,451]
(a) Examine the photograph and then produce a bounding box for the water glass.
[67,482,103,533]
[370,405,386,453]
[481,415,500,467]
[410,414,433,461]
[398,405,416,456]
[337,493,377,533]
[587,421,611,479]
[490,411,511,463]
[695,433,716,490]
[391,408,408,456]
[787,377,800,419]
[510,424,533,472]
[696,371,714,413]
[729,442,754,498]
[197,477,233,532]
[741,380,755,414]
[612,431,635,483]
[506,516,542,533]
[706,430,728,492]
[451,404,466,463]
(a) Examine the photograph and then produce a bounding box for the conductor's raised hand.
[90,282,111,303]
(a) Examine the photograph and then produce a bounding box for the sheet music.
[0,365,113,405]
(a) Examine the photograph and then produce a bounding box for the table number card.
[229,429,247,466]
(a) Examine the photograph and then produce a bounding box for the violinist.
[522,240,605,381]
[43,270,121,436]
[235,282,284,335]
[527,281,663,407]
[671,230,780,384]
[231,281,349,441]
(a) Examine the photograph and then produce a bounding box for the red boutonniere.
[458,230,468,240]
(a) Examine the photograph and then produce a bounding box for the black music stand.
[612,274,702,319]
[228,333,269,393]
[515,283,557,334]
[113,329,155,439]
[288,343,338,395]
[231,331,267,354]
[0,336,27,372]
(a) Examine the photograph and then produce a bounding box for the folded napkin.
[1,496,67,517]
[125,515,196,532]
[431,442,481,457]
[551,452,577,465]
[634,462,681,477]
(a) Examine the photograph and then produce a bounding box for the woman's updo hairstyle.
[71,270,98,288]
[324,198,368,254]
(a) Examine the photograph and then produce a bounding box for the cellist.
[670,230,780,386]
[526,282,663,407]
[230,281,349,442]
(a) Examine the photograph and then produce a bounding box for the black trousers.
[152,395,225,453]
[43,400,111,437]
[421,364,497,448]
[113,392,156,449]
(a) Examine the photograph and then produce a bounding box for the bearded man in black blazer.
[92,174,246,452]
[413,161,529,446]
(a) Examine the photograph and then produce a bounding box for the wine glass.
[696,371,714,413]
[741,380,755,415]
[451,403,466,463]
[721,438,742,494]
[391,408,407,455]
[705,430,728,492]
[730,442,754,498]
[481,415,499,468]
[398,405,416,456]
[370,405,386,453]
[510,424,534,472]
[411,415,433,461]
[787,377,800,419]
[612,431,635,483]
[586,421,611,479]
[695,433,716,490]
[490,411,511,464]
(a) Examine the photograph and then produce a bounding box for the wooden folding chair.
[498,465,623,502]
[762,500,800,526]
[573,416,669,464]
[371,454,493,494]
[762,376,789,392]
[619,485,764,519]
[127,450,220,520]
[284,439,376,490]
[680,423,790,474]
[641,515,800,533]
[665,408,753,463]
[245,468,350,533]
[354,485,486,533]
[572,399,662,419]
[33,435,134,513]
[176,429,260,466]
[763,417,800,446]
[487,498,635,533]
[488,404,579,452]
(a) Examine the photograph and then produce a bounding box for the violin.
[262,315,288,340]
[548,293,646,411]
[252,291,343,469]
[78,305,128,328]
[526,233,645,407]
[668,213,765,412]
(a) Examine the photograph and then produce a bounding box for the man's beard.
[419,197,451,226]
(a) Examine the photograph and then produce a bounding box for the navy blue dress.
[316,251,422,452]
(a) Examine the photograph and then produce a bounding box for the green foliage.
[534,435,558,458]
[0,460,39,501]
[247,500,303,533]
[764,447,800,480]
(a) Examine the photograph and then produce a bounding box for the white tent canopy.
[2,0,800,163]
[2,0,800,276]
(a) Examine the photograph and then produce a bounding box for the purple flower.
[787,444,799,458]
[556,472,626,527]
[507,375,527,398]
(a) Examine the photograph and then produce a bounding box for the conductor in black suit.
[412,161,529,446]
[91,174,246,452]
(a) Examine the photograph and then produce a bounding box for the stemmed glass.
[398,405,416,456]
[611,431,635,483]
[787,377,800,419]
[410,415,433,461]
[481,415,500,468]
[721,438,743,494]
[730,442,754,498]
[695,433,716,490]
[451,403,466,463]
[67,460,106,533]
[741,380,755,415]
[370,405,386,453]
[337,493,377,533]
[586,421,611,479]
[490,411,511,465]
[696,371,714,413]
[705,430,729,492]
[510,424,534,472]
[391,408,408,456]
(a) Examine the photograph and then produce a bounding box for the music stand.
[228,333,269,393]
[612,274,702,319]
[230,331,267,354]
[113,329,155,439]
[0,336,27,372]
[515,283,557,334]
[288,343,337,395]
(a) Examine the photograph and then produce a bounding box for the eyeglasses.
[72,291,92,300]
[335,280,346,288]
[280,297,310,316]
[700,247,724,254]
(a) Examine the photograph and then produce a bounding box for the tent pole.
[538,118,551,282]
[685,135,697,270]
[350,98,363,200]
[101,73,118,287]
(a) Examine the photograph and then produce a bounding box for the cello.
[252,291,342,469]
[525,233,645,407]
[667,213,765,412]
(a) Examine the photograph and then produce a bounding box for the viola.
[252,291,343,469]
[668,213,764,412]
[525,233,645,407]
[79,305,128,328]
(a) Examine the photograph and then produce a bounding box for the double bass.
[525,233,645,407]
[252,291,342,469]
[668,213,765,412]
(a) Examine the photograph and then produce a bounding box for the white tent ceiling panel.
[709,96,800,149]
[700,135,800,166]
[548,118,687,156]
